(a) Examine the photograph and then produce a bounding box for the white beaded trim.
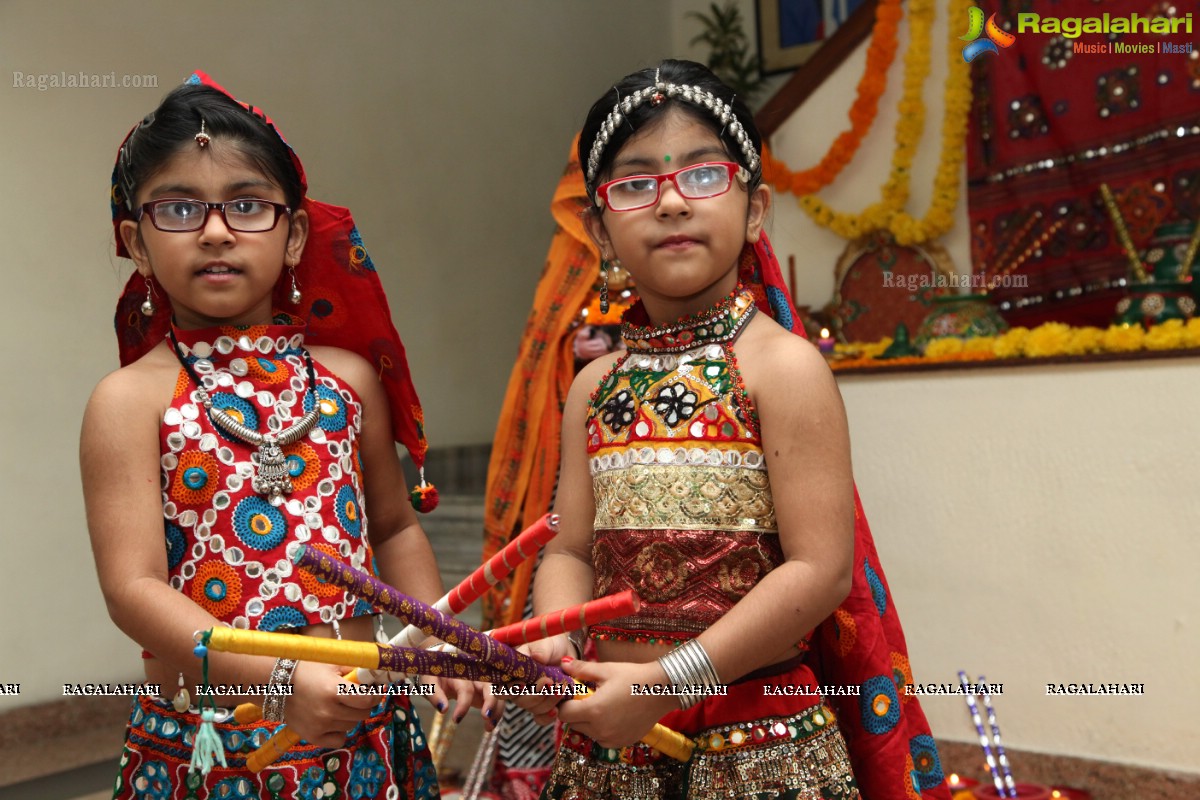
[585,79,760,188]
[589,446,766,475]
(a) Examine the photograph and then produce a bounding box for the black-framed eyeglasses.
[136,198,292,233]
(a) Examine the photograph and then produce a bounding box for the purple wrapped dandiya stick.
[376,644,522,684]
[292,543,570,685]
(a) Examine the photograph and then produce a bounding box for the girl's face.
[585,107,769,322]
[119,140,307,330]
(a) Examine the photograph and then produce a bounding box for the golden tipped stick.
[206,627,696,767]
[1099,184,1150,282]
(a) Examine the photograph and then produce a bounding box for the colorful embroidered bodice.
[162,316,375,631]
[586,289,783,643]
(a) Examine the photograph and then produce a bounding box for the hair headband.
[584,70,760,192]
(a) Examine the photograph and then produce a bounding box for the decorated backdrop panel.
[967,0,1200,327]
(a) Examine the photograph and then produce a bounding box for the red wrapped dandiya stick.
[391,512,558,649]
[487,590,639,646]
[448,512,559,614]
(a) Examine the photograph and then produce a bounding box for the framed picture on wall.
[756,0,869,74]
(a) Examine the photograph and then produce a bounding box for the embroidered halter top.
[585,288,783,645]
[161,315,376,631]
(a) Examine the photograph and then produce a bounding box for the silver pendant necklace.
[169,328,319,501]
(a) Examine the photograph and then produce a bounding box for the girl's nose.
[198,206,236,244]
[655,180,691,217]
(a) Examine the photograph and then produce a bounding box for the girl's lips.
[197,263,241,275]
[656,236,700,250]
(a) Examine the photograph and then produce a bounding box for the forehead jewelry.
[195,116,211,148]
[585,72,760,187]
[663,154,672,162]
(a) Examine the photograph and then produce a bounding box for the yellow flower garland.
[831,319,1200,369]
[799,0,972,245]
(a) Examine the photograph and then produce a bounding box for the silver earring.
[600,259,617,315]
[288,263,302,304]
[140,275,156,316]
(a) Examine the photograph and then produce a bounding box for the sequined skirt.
[540,664,860,800]
[111,694,438,800]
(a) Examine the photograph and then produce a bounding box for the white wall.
[679,0,1198,774]
[0,0,668,706]
[840,361,1200,771]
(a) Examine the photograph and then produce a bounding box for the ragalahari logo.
[961,5,1016,62]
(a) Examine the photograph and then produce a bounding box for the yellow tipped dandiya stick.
[207,628,522,683]
[206,627,524,774]
[206,627,695,768]
[232,516,559,728]
[569,685,695,763]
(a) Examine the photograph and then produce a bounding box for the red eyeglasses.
[595,161,746,211]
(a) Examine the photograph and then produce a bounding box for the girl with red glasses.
[514,60,951,800]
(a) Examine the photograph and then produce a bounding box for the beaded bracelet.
[262,657,297,723]
[656,639,720,710]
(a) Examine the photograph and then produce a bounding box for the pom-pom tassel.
[189,630,228,776]
[191,707,228,775]
[409,467,439,512]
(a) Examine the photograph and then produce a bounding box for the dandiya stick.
[485,590,639,646]
[206,628,530,684]
[426,591,638,659]
[234,514,559,724]
[209,628,695,768]
[979,676,1017,798]
[237,516,558,765]
[1099,184,1149,282]
[293,544,560,683]
[204,628,533,774]
[960,671,1009,798]
[382,513,558,652]
[248,542,576,772]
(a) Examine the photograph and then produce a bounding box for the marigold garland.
[760,0,903,196]
[829,318,1200,369]
[793,0,972,245]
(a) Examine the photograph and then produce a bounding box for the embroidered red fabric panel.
[163,319,376,631]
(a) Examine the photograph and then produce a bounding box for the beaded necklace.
[167,328,319,501]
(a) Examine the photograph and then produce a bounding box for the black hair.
[115,83,304,212]
[577,59,763,204]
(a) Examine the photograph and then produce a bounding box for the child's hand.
[554,657,679,749]
[506,636,574,724]
[283,661,376,748]
[435,676,502,732]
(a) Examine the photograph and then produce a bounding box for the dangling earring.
[140,275,157,316]
[288,261,302,304]
[599,260,612,315]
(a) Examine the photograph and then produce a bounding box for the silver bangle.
[656,639,720,709]
[262,657,297,723]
